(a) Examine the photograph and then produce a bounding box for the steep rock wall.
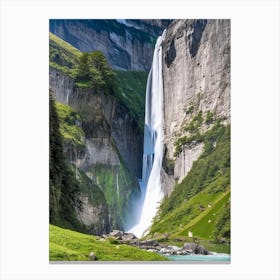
[50,20,169,71]
[77,195,110,235]
[50,67,143,177]
[49,67,142,230]
[161,19,230,195]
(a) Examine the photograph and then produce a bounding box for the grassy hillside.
[49,225,167,261]
[149,122,230,253]
[49,32,81,77]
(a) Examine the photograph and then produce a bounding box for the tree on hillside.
[49,90,82,229]
[75,51,115,92]
[75,53,91,81]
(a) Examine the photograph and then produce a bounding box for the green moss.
[86,162,140,229]
[75,81,92,88]
[113,70,148,131]
[54,101,85,147]
[49,225,167,261]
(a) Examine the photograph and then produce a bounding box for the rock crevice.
[161,19,230,196]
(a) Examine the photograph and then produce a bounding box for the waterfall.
[129,30,166,237]
[66,89,70,104]
[116,173,120,201]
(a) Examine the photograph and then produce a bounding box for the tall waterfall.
[129,30,166,237]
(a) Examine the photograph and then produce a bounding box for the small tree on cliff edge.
[75,51,115,92]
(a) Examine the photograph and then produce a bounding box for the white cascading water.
[129,30,166,237]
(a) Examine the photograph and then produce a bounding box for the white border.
[0,0,279,279]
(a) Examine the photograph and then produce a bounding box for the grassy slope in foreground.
[49,225,167,261]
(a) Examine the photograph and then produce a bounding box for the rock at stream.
[103,230,211,256]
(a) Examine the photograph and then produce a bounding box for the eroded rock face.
[49,19,169,71]
[174,142,204,183]
[49,67,143,178]
[49,67,142,232]
[49,67,75,103]
[161,19,230,195]
[77,195,110,235]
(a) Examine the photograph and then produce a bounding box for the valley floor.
[49,225,230,262]
[49,225,167,261]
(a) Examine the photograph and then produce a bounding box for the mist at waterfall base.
[127,31,166,238]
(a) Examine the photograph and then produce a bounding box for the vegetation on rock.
[54,101,85,148]
[50,32,146,131]
[49,32,80,78]
[49,91,83,231]
[150,123,230,251]
[113,70,147,131]
[50,34,144,234]
[75,51,115,92]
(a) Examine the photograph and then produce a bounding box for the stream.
[166,253,230,262]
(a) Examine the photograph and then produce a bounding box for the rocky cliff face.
[77,195,110,235]
[50,67,142,230]
[49,19,169,71]
[161,19,230,195]
[49,67,143,177]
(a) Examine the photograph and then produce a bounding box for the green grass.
[49,225,167,261]
[198,240,230,254]
[49,32,81,78]
[150,183,229,235]
[148,124,230,253]
[174,190,230,239]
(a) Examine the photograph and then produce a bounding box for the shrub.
[205,111,214,124]
[107,237,120,245]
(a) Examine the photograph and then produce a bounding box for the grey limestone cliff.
[49,19,169,71]
[49,67,142,231]
[161,19,230,195]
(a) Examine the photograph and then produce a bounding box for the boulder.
[109,230,123,240]
[183,243,209,255]
[122,233,137,242]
